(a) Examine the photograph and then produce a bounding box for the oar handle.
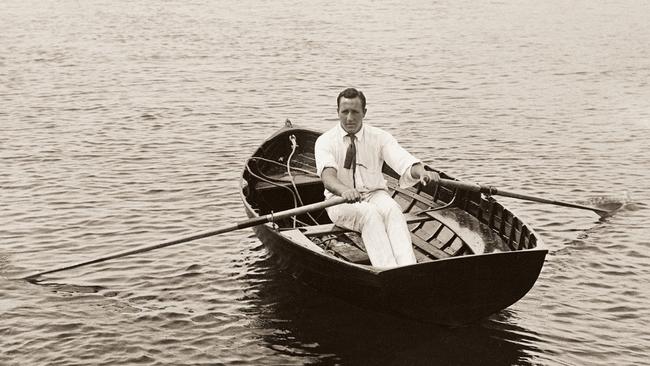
[21,197,347,281]
[438,178,610,217]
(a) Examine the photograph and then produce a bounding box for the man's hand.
[341,188,361,203]
[419,170,440,186]
[412,163,440,186]
[321,168,361,203]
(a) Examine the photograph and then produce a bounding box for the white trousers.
[326,190,417,268]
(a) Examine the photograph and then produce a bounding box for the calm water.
[1,0,649,365]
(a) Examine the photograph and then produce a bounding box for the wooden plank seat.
[254,173,322,192]
[295,213,433,237]
[292,213,446,264]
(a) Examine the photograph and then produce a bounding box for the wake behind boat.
[241,121,547,326]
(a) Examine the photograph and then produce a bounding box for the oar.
[438,178,613,217]
[21,197,347,281]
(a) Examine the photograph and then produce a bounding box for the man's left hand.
[419,170,440,186]
[412,163,440,186]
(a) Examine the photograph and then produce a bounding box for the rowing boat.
[240,121,547,326]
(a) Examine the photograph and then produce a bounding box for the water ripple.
[2,0,649,365]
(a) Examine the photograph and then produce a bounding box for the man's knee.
[387,199,403,213]
[371,192,402,212]
[359,204,384,225]
[378,198,404,220]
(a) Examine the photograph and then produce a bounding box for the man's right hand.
[320,167,361,203]
[341,189,361,203]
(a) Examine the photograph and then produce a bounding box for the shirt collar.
[336,123,366,142]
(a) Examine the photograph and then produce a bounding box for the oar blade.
[586,200,624,218]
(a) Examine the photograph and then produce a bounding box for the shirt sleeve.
[315,135,337,177]
[381,133,421,188]
[399,165,421,188]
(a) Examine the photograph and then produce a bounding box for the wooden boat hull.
[248,211,546,326]
[241,123,547,326]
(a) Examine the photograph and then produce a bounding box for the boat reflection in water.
[242,252,542,366]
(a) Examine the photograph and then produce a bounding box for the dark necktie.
[343,133,356,187]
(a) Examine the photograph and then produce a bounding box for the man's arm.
[321,167,361,202]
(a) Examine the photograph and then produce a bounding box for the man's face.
[338,97,365,134]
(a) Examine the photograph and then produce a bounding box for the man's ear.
[363,108,367,116]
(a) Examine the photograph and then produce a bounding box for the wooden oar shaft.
[491,188,609,215]
[23,197,346,280]
[438,178,610,216]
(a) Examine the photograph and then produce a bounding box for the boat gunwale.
[240,124,548,274]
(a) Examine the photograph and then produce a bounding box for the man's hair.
[337,88,366,111]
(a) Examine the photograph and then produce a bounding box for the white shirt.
[315,124,420,198]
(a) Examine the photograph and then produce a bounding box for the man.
[315,87,440,268]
